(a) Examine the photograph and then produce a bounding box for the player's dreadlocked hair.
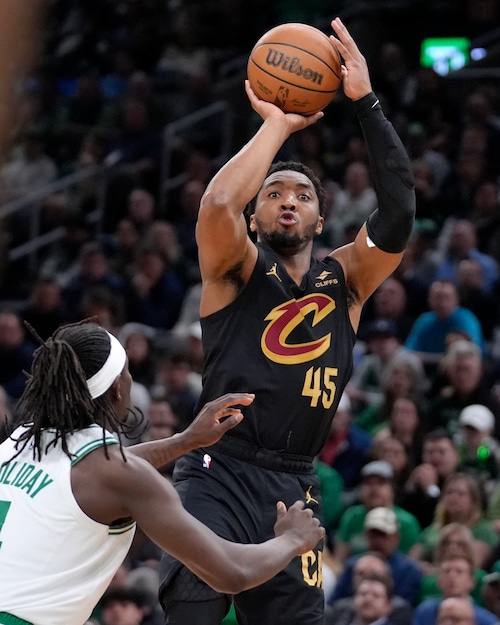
[11,320,137,462]
[244,160,327,219]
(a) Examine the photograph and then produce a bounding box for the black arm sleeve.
[354,92,416,253]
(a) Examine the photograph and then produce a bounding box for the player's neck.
[279,251,312,286]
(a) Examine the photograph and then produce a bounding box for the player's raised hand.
[244,80,323,132]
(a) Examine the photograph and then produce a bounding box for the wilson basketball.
[247,23,342,116]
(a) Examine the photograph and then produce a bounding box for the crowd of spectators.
[1,1,500,624]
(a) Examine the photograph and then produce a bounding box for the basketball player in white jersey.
[0,321,324,625]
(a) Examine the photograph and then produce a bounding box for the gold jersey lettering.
[302,366,338,408]
[301,549,323,587]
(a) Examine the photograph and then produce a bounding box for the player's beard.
[257,222,318,253]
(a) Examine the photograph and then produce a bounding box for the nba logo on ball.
[276,86,290,108]
[202,453,212,469]
[247,22,342,116]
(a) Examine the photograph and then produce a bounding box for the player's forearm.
[202,116,291,213]
[194,534,310,594]
[127,432,194,469]
[355,92,416,253]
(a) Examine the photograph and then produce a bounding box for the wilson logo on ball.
[247,23,342,115]
[265,49,325,85]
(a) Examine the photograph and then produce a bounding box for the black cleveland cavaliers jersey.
[198,243,356,457]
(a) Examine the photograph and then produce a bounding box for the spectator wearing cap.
[482,562,500,619]
[333,461,421,566]
[330,507,422,606]
[319,393,373,492]
[413,554,499,625]
[325,552,414,625]
[454,405,500,496]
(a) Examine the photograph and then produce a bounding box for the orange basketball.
[247,23,342,116]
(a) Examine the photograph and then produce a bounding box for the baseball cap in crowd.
[367,319,398,340]
[364,507,399,534]
[459,404,495,433]
[361,460,394,481]
[188,320,202,341]
[483,561,500,585]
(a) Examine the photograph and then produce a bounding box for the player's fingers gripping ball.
[247,22,342,116]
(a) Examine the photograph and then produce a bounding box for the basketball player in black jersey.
[159,17,415,625]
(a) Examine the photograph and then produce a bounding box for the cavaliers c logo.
[261,294,336,364]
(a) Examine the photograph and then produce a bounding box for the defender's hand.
[274,500,325,555]
[182,392,254,449]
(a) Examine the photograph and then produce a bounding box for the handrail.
[0,164,100,219]
[1,163,110,274]
[8,226,66,262]
[158,100,233,214]
[0,100,234,275]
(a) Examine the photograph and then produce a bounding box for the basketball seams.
[248,58,339,95]
[260,22,331,43]
[250,42,341,79]
[247,22,343,114]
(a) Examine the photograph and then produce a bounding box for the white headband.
[86,331,127,399]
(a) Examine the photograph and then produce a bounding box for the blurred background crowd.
[2,1,500,624]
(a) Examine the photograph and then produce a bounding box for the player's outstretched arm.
[152,495,325,594]
[132,467,325,594]
[127,393,255,469]
[329,17,415,309]
[329,17,372,102]
[74,450,324,594]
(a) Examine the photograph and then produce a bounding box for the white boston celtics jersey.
[0,424,136,625]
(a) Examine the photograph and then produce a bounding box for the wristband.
[353,92,381,116]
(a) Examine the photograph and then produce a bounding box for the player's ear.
[109,377,122,402]
[249,214,257,232]
[315,216,324,235]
